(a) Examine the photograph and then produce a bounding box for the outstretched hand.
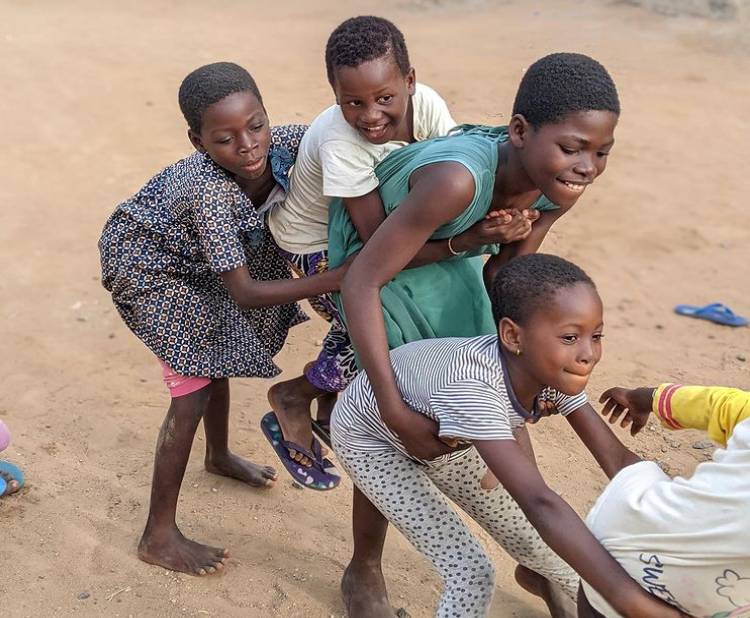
[599,386,656,436]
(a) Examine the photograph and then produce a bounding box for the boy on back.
[265,15,485,475]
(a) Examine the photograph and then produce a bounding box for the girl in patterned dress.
[98,63,346,576]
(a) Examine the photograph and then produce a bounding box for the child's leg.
[203,378,277,486]
[429,448,579,615]
[335,444,497,618]
[269,251,356,464]
[341,487,392,618]
[138,384,228,575]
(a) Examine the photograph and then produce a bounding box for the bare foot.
[0,470,21,495]
[515,565,577,618]
[341,561,398,618]
[205,451,277,488]
[268,379,319,467]
[138,525,228,576]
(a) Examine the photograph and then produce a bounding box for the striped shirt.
[331,335,588,460]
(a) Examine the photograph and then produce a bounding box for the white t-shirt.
[267,83,456,254]
[583,419,750,618]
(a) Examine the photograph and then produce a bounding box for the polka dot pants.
[333,443,579,617]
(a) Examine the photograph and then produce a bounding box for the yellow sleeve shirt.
[652,383,750,447]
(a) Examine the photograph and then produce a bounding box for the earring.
[515,348,521,356]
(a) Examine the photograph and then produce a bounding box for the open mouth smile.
[360,124,388,139]
[558,179,589,194]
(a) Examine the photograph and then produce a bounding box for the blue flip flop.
[0,460,25,496]
[260,412,340,491]
[674,303,748,327]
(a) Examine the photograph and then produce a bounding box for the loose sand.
[1,0,748,616]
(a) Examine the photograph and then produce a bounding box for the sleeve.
[429,379,514,441]
[415,85,457,140]
[551,388,589,417]
[193,179,246,274]
[319,139,380,198]
[652,384,750,447]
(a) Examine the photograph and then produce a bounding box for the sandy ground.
[1,0,749,616]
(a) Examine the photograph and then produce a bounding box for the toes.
[197,568,207,576]
[263,466,277,479]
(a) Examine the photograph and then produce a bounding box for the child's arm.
[343,192,534,268]
[483,208,565,290]
[565,403,642,479]
[473,438,683,618]
[340,163,479,461]
[601,384,750,447]
[220,262,346,310]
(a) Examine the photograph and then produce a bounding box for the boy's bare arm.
[342,190,388,245]
[565,403,642,479]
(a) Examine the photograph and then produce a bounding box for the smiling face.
[511,110,618,208]
[332,55,415,144]
[502,282,604,396]
[188,91,271,181]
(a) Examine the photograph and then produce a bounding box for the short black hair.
[490,253,595,326]
[512,53,619,128]
[178,62,263,134]
[325,16,411,86]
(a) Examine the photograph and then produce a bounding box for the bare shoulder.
[410,161,476,205]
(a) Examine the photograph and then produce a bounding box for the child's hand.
[599,386,656,436]
[383,401,462,461]
[458,209,537,250]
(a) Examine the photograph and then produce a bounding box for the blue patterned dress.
[99,125,307,378]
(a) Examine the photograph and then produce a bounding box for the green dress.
[327,125,557,349]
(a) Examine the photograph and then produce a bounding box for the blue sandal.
[0,460,25,496]
[260,412,340,491]
[674,302,748,327]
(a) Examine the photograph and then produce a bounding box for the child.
[331,254,683,618]
[579,383,750,618]
[0,419,24,497]
[331,52,621,615]
[263,16,519,473]
[98,62,349,575]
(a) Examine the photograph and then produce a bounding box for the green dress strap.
[327,125,558,351]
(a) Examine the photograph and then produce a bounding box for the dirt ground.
[1,0,748,616]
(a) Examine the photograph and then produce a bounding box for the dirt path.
[1,0,748,616]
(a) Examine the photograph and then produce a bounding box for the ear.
[499,317,523,354]
[508,113,531,149]
[405,67,416,96]
[188,128,205,153]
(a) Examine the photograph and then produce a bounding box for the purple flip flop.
[260,411,340,491]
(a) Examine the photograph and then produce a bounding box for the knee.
[447,550,496,592]
[170,384,211,422]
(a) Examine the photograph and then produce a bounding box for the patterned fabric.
[332,444,578,617]
[280,249,358,392]
[99,125,308,378]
